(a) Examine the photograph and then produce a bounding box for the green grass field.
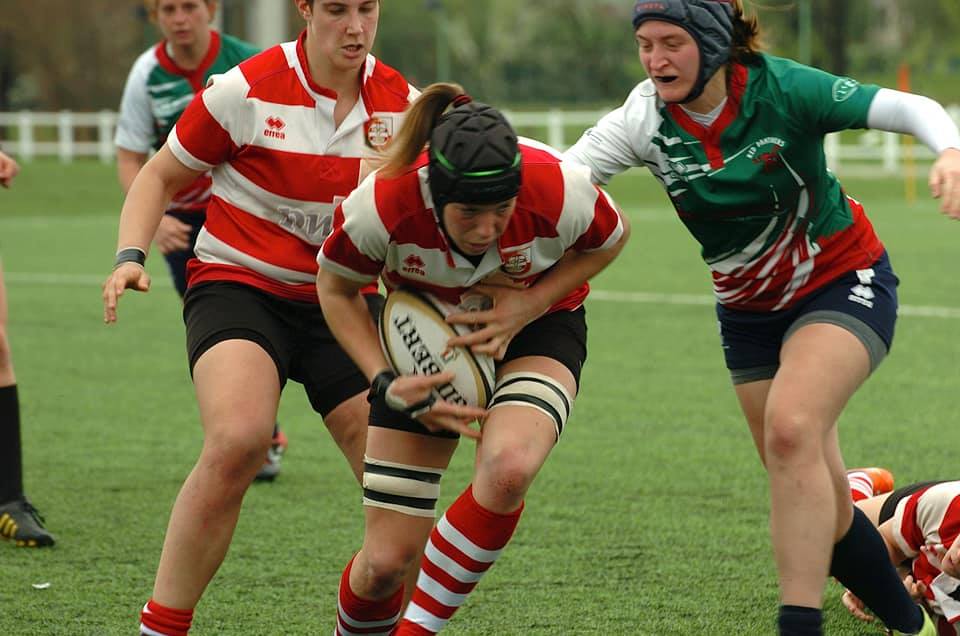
[0,160,957,634]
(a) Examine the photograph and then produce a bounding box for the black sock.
[830,507,923,633]
[777,605,822,636]
[0,384,23,503]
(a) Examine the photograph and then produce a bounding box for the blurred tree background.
[1,0,959,112]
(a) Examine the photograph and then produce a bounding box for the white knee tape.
[362,456,444,518]
[489,372,574,438]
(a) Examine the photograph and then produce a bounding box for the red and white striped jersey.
[168,31,417,302]
[892,481,960,633]
[318,138,625,312]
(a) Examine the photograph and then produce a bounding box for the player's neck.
[683,67,728,115]
[168,30,213,72]
[304,44,362,104]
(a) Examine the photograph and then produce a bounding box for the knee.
[330,417,366,460]
[0,328,11,373]
[476,448,538,507]
[199,427,271,485]
[763,409,821,465]
[358,542,422,597]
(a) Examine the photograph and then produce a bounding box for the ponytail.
[729,0,763,63]
[381,82,466,178]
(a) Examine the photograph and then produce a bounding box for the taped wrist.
[114,247,146,269]
[369,370,436,418]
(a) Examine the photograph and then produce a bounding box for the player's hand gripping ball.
[379,288,496,408]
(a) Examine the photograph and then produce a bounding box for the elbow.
[315,268,334,303]
[616,208,632,250]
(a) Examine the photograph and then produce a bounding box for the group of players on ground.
[3,0,959,634]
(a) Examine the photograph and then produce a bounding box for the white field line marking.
[7,272,960,319]
[6,272,173,288]
[588,289,960,319]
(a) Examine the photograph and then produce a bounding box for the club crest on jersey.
[832,78,860,103]
[402,253,426,276]
[501,245,532,275]
[746,137,787,173]
[264,116,286,140]
[364,114,395,151]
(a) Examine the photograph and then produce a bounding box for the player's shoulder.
[126,44,163,80]
[218,32,260,60]
[235,43,292,86]
[222,42,315,107]
[613,79,666,141]
[512,138,572,217]
[519,137,596,189]
[367,164,430,230]
[754,53,834,94]
[363,55,416,107]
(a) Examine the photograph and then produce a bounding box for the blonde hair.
[381,82,466,178]
[143,0,215,15]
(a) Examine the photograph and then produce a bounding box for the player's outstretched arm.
[102,144,203,323]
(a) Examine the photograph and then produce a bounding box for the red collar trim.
[154,30,222,94]
[666,63,749,170]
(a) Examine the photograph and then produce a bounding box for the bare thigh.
[193,339,282,466]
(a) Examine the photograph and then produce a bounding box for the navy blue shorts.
[717,252,899,384]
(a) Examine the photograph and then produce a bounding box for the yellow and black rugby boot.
[0,497,55,547]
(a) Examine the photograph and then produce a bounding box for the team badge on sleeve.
[831,78,860,102]
[365,114,395,151]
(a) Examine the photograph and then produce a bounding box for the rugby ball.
[379,288,495,408]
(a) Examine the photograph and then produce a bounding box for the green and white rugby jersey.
[566,54,886,311]
[115,31,259,211]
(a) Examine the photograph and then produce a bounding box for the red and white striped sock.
[140,599,193,636]
[847,470,875,502]
[335,555,402,636]
[395,485,524,635]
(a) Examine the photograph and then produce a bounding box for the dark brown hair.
[381,82,466,178]
[729,0,763,63]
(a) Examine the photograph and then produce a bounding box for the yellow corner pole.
[898,63,917,206]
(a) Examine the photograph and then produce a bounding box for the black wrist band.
[369,369,397,400]
[368,368,436,417]
[114,247,146,269]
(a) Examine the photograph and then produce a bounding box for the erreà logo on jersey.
[831,78,860,103]
[365,115,394,151]
[402,253,426,276]
[264,116,286,140]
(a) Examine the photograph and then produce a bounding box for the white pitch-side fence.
[2,107,960,178]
